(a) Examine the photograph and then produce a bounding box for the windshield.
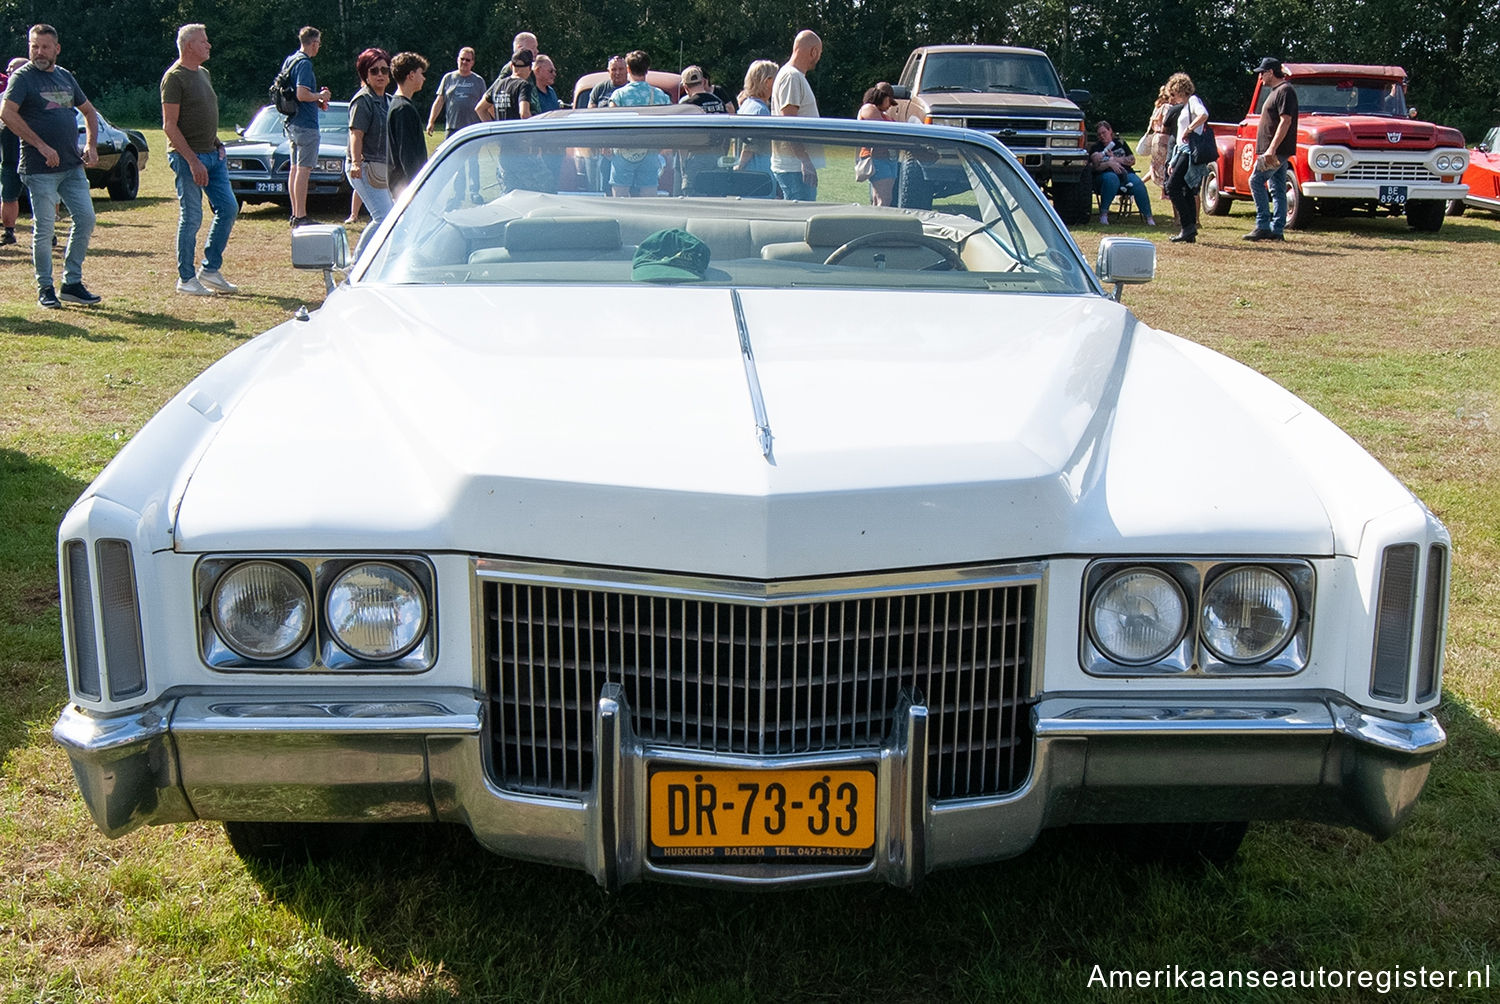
[918,53,1064,97]
[244,103,350,142]
[1282,79,1407,117]
[360,118,1091,295]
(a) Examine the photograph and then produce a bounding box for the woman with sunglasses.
[346,47,393,255]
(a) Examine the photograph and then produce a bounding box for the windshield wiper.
[921,85,972,93]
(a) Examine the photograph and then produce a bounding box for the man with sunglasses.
[161,23,238,295]
[426,47,486,203]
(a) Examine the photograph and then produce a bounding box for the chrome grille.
[481,572,1036,802]
[965,117,1048,134]
[1342,162,1439,182]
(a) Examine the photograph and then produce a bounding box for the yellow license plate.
[648,768,877,862]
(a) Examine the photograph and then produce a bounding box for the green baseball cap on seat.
[632,228,710,282]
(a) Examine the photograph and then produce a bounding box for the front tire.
[1406,199,1446,232]
[1050,178,1094,226]
[1285,171,1312,229]
[1446,198,1466,217]
[1200,162,1231,216]
[106,149,140,200]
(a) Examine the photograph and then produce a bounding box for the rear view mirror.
[1095,236,1156,300]
[291,224,350,293]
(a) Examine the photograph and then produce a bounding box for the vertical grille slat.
[485,575,1036,801]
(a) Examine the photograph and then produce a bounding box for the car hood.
[226,137,344,158]
[917,92,1081,115]
[170,285,1371,576]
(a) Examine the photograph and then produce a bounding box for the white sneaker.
[176,276,215,296]
[197,269,239,293]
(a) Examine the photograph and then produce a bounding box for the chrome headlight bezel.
[197,555,436,672]
[324,561,429,663]
[1086,567,1190,667]
[1081,558,1314,676]
[1200,565,1299,664]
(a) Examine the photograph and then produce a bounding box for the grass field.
[2,129,1497,1002]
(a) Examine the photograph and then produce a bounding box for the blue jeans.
[345,166,394,257]
[169,151,238,281]
[773,169,818,202]
[1250,160,1291,234]
[1098,170,1153,218]
[20,166,94,289]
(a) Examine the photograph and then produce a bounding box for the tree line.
[3,0,1497,138]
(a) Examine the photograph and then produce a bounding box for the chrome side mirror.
[291,224,350,294]
[1095,236,1156,301]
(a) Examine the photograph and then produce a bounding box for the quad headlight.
[326,562,428,661]
[211,561,313,660]
[1200,566,1297,663]
[199,556,434,671]
[317,156,345,173]
[1083,559,1313,675]
[1087,568,1188,665]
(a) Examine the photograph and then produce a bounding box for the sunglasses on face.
[368,66,389,74]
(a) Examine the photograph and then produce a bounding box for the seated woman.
[1088,120,1156,226]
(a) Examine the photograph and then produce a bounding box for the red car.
[1448,126,1499,216]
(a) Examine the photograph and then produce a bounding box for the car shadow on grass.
[241,695,1500,1001]
[0,449,84,759]
[88,307,251,339]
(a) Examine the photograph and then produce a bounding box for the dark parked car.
[225,103,350,205]
[79,108,149,200]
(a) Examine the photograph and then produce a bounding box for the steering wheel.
[822,231,965,271]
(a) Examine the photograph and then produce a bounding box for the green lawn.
[2,130,1497,1002]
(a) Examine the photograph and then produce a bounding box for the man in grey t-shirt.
[0,24,102,308]
[426,47,487,202]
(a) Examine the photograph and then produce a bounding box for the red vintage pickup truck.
[1200,63,1470,232]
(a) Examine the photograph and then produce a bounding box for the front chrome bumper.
[1301,181,1468,201]
[54,688,1445,888]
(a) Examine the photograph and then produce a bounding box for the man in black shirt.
[386,51,429,196]
[1245,57,1299,241]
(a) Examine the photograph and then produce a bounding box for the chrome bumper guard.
[54,690,1445,888]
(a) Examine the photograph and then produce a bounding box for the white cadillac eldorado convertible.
[54,113,1448,888]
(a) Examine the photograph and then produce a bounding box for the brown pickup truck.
[1200,63,1469,232]
[890,45,1093,223]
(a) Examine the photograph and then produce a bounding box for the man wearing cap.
[1245,57,1298,241]
[476,49,536,122]
[679,66,725,113]
[678,65,728,193]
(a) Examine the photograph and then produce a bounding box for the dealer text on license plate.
[649,767,877,862]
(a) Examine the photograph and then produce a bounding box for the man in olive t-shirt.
[161,23,238,294]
